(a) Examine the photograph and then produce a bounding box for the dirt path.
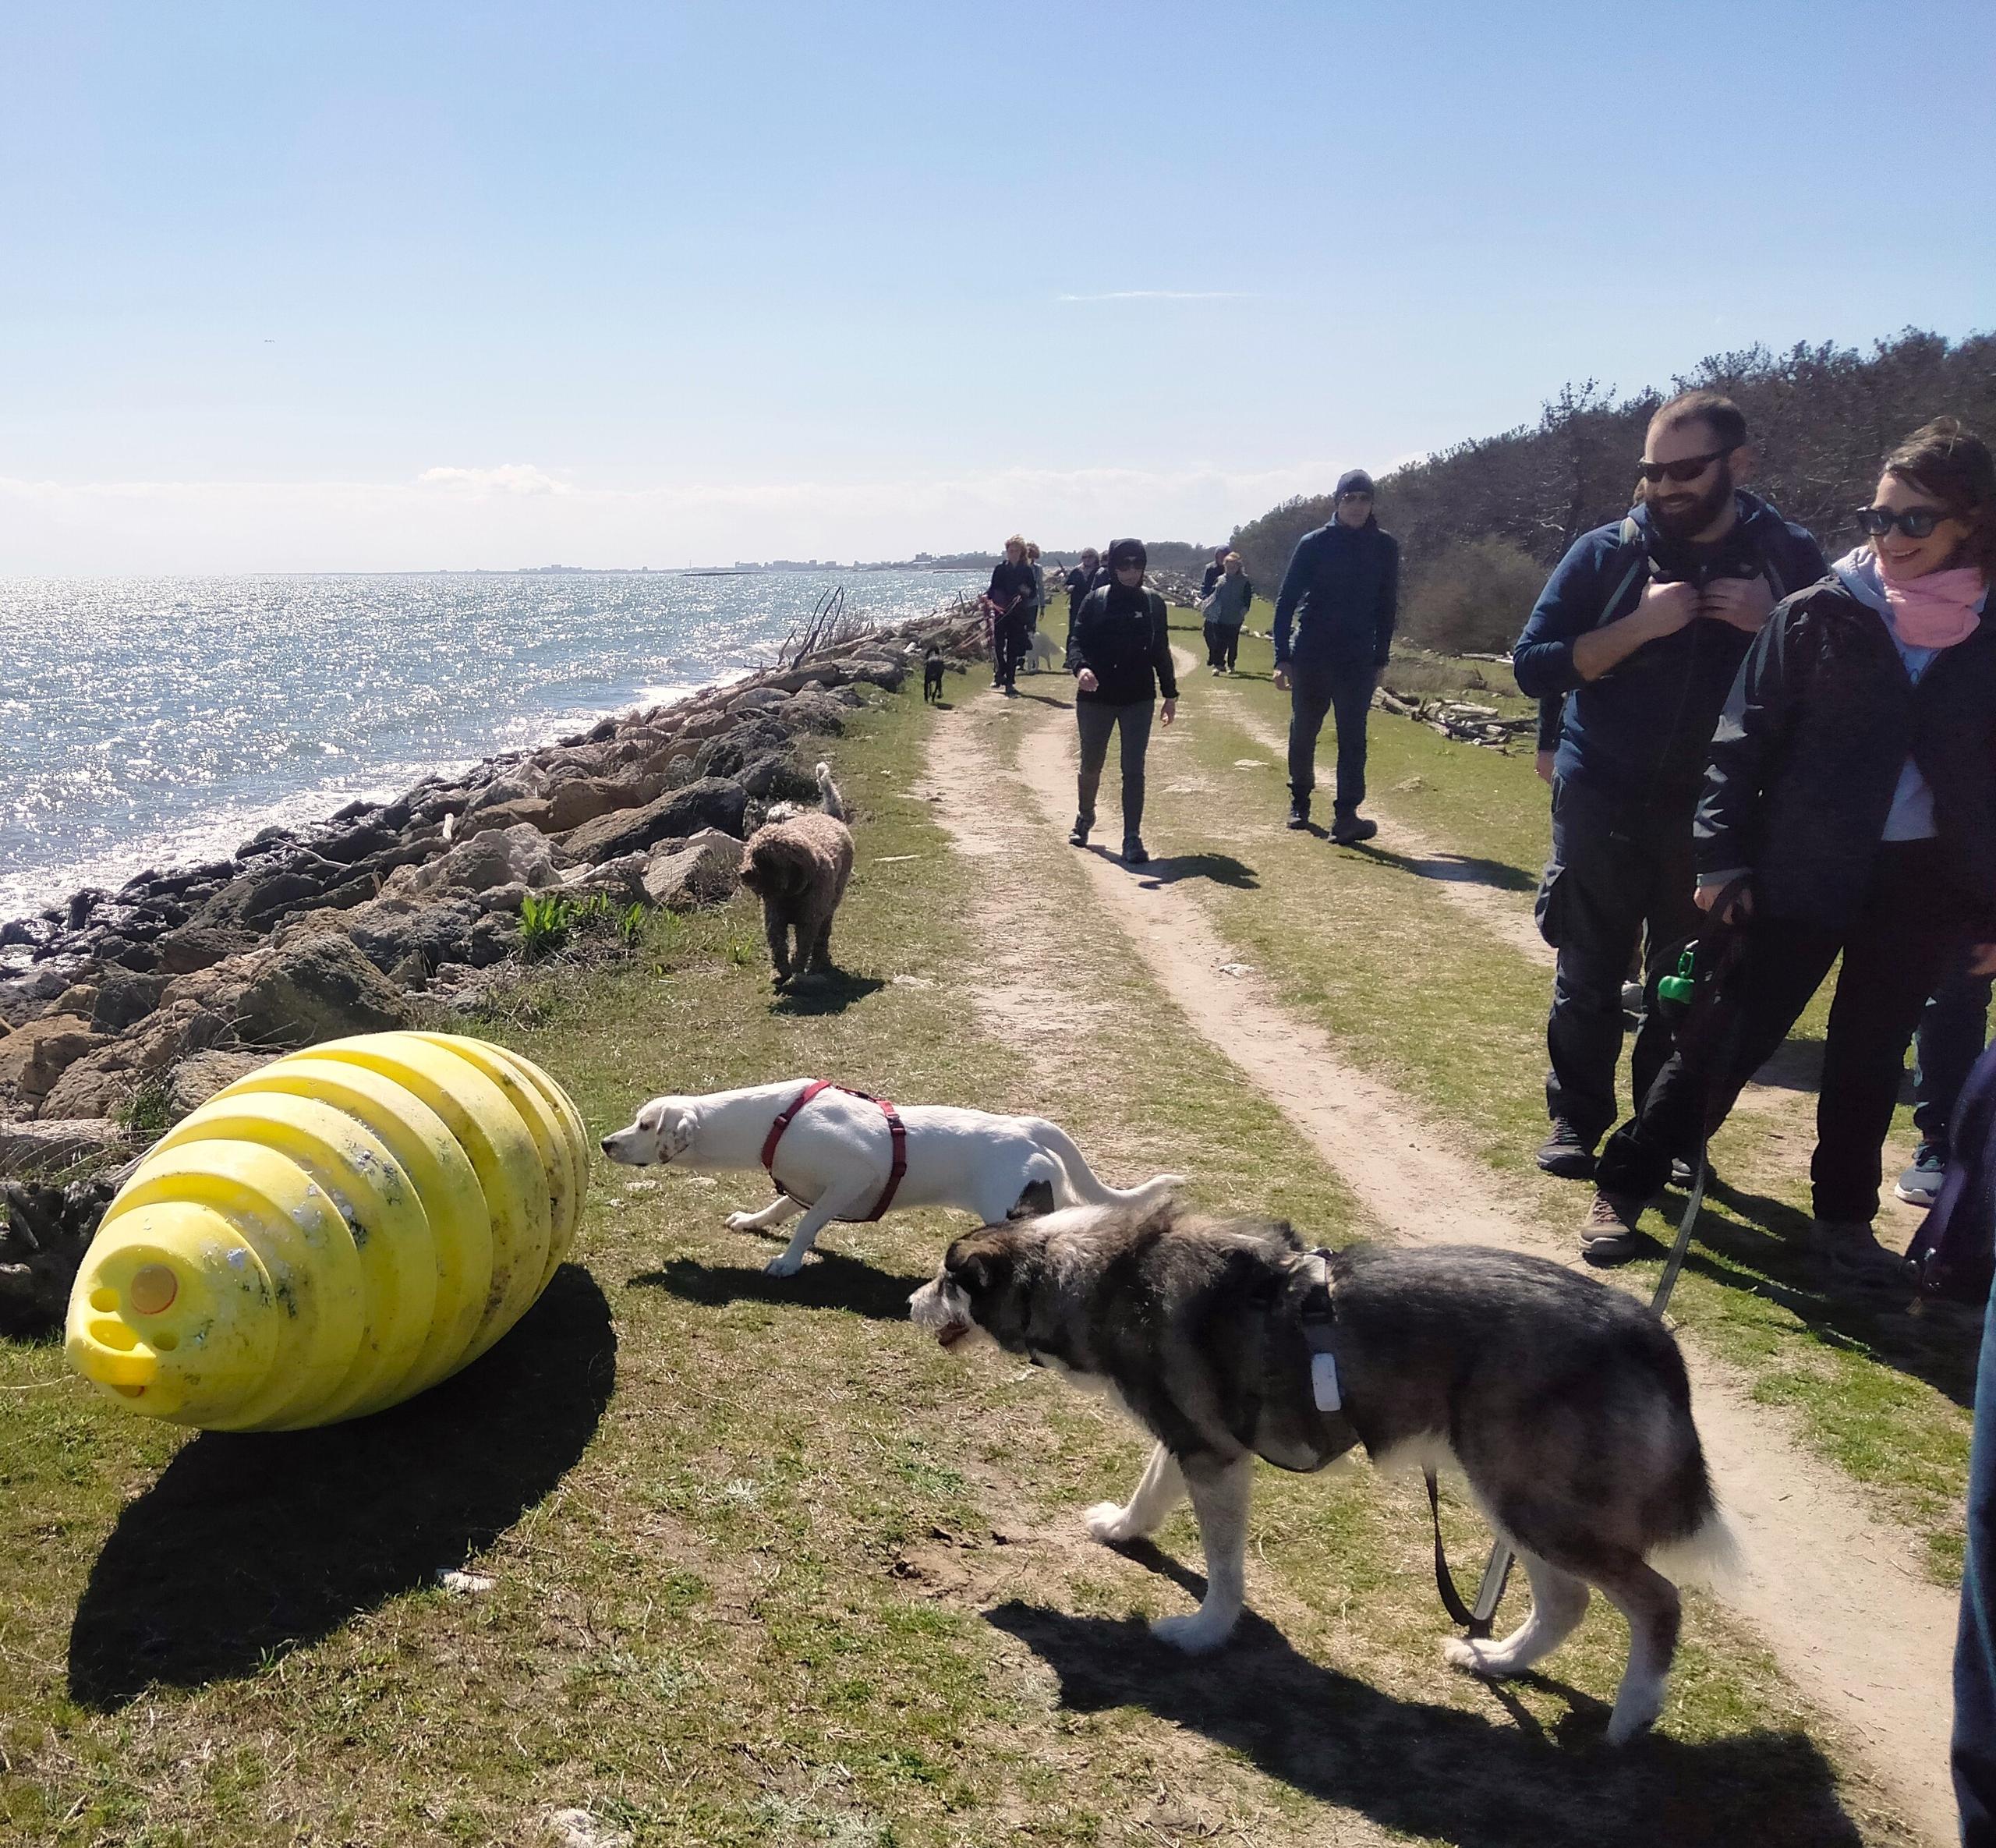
[929,688,1957,1846]
[1173,648,1552,968]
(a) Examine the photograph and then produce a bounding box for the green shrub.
[518,892,574,959]
[1399,536,1545,655]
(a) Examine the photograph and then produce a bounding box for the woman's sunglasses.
[1856,505,1952,540]
[1634,444,1738,485]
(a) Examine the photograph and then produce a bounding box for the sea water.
[0,570,981,922]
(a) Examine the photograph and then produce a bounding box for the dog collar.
[1300,1250,1341,1413]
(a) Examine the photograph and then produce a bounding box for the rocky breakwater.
[0,607,985,1334]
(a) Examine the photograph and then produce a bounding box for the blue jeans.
[1286,661,1375,816]
[1916,955,1994,1152]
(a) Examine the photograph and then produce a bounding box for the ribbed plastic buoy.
[65,1032,589,1431]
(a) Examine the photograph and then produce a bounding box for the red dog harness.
[759,1080,908,1221]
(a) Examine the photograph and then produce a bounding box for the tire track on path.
[933,685,1955,1846]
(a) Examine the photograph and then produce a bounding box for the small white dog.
[1025,631,1061,673]
[601,1080,1182,1275]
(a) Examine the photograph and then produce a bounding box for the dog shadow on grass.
[66,1263,614,1708]
[629,1250,920,1322]
[770,970,887,1017]
[1668,1174,1978,1410]
[988,1570,1862,1848]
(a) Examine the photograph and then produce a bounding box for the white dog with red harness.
[600,1079,1184,1276]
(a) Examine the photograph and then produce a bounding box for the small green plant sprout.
[518,892,574,959]
[616,902,648,949]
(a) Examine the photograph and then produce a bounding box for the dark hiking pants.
[1287,662,1374,817]
[1204,621,1240,670]
[1075,699,1154,842]
[1595,839,1969,1223]
[1536,777,1702,1149]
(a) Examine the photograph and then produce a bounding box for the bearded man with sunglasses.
[1512,391,1827,1195]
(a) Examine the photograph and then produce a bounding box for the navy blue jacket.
[1512,494,1826,801]
[1272,517,1400,671]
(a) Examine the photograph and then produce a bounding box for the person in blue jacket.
[1512,391,1827,1200]
[1272,470,1399,844]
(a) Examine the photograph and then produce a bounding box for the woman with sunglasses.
[1586,420,1996,1280]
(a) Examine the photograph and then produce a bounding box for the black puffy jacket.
[1696,577,1996,934]
[1066,582,1178,706]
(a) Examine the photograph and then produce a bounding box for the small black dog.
[923,650,947,703]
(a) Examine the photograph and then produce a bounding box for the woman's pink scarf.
[1875,553,1987,648]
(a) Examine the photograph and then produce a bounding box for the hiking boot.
[1894,1142,1947,1209]
[1331,813,1379,845]
[1579,1191,1647,1265]
[1534,1120,1598,1180]
[1286,795,1311,830]
[1811,1218,1902,1286]
[1069,818,1090,848]
[1121,837,1150,866]
[1669,1156,1708,1191]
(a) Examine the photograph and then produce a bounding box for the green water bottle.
[1658,946,1696,1008]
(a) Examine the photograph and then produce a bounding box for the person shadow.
[66,1263,616,1708]
[1133,851,1260,891]
[1352,838,1541,896]
[628,1250,922,1323]
[987,1550,1862,1847]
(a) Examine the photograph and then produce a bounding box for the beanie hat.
[1336,469,1376,499]
[1106,537,1148,572]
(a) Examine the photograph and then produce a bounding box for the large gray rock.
[642,834,741,911]
[231,933,413,1046]
[167,1049,274,1119]
[776,690,849,736]
[90,969,168,1033]
[188,852,350,930]
[736,751,821,802]
[558,853,652,906]
[0,1118,127,1177]
[559,777,748,864]
[457,797,555,841]
[407,823,562,898]
[546,777,639,833]
[156,923,259,975]
[0,1176,119,1339]
[286,894,514,977]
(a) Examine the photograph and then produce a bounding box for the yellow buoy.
[65,1032,589,1431]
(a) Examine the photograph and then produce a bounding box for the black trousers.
[1596,839,1969,1223]
[1204,621,1240,670]
[1075,699,1154,841]
[1287,661,1375,815]
[1537,777,1703,1146]
[993,612,1030,690]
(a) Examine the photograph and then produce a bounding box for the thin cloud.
[1056,289,1262,303]
[417,463,572,495]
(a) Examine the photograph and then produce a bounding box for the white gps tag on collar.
[1311,1351,1342,1412]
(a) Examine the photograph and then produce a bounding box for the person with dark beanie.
[1582,419,1996,1272]
[1065,536,1177,864]
[1272,469,1398,843]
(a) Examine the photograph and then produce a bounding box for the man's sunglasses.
[1634,445,1739,485]
[1339,490,1373,501]
[1856,504,1952,540]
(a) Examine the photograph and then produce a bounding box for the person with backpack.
[1199,544,1230,601]
[1583,419,1996,1274]
[1066,536,1177,865]
[1511,391,1827,1200]
[1063,547,1100,630]
[1272,469,1400,844]
[1025,541,1048,660]
[1200,551,1253,673]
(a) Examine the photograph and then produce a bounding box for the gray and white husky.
[910,1197,1734,1744]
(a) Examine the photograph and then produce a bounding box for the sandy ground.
[927,683,1959,1847]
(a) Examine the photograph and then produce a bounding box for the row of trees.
[1226,329,1996,655]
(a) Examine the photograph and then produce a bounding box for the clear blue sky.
[3,0,1991,572]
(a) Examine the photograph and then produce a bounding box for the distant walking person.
[1199,544,1230,600]
[1272,470,1398,843]
[1066,537,1177,866]
[1511,391,1826,1196]
[1064,547,1101,628]
[1025,540,1047,637]
[984,535,1036,696]
[1201,551,1252,673]
[1584,419,1996,1274]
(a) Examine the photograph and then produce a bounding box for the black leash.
[1436,878,1751,1637]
